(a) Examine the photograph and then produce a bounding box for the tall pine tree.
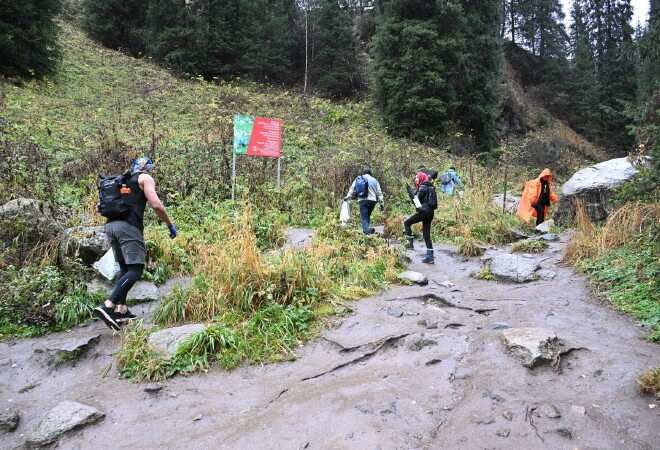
[308,0,360,98]
[0,0,61,78]
[83,0,148,56]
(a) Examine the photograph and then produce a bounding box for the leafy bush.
[639,368,660,399]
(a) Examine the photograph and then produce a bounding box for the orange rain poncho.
[516,168,559,223]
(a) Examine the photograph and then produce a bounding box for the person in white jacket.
[345,166,384,234]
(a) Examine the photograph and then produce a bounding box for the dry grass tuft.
[564,200,601,263]
[511,239,547,253]
[456,236,485,257]
[638,368,660,399]
[600,202,660,249]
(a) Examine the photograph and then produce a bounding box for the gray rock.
[540,233,558,241]
[387,307,404,318]
[0,198,61,245]
[0,408,20,433]
[501,328,561,368]
[397,271,428,286]
[127,281,160,303]
[148,324,206,357]
[158,276,193,298]
[283,228,315,249]
[59,226,110,265]
[510,228,531,240]
[492,322,511,330]
[471,415,495,425]
[555,157,638,225]
[144,384,164,394]
[571,405,586,416]
[490,254,540,283]
[496,429,511,438]
[535,403,561,419]
[408,338,437,352]
[417,319,438,329]
[492,193,520,213]
[36,334,100,366]
[538,269,557,281]
[535,219,554,233]
[86,278,112,296]
[25,401,104,447]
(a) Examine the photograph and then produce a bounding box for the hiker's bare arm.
[139,174,172,225]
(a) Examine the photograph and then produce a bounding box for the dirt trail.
[1,232,659,450]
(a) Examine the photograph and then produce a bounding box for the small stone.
[26,401,104,447]
[439,280,455,288]
[425,359,442,366]
[593,369,603,377]
[649,404,657,409]
[496,429,510,438]
[148,324,206,357]
[0,408,20,433]
[18,383,39,394]
[571,405,586,416]
[192,414,202,421]
[471,415,495,425]
[500,328,561,368]
[536,403,561,419]
[540,233,558,241]
[144,384,163,394]
[538,269,557,281]
[502,411,513,421]
[535,219,554,233]
[408,338,438,352]
[444,323,465,329]
[387,307,404,318]
[397,271,428,286]
[492,322,511,330]
[554,428,573,439]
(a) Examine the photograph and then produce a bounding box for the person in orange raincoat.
[517,168,559,226]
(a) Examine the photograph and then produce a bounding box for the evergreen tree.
[372,0,451,140]
[638,0,660,101]
[457,0,503,151]
[309,0,360,98]
[239,0,303,84]
[83,0,148,56]
[0,0,61,78]
[567,0,600,135]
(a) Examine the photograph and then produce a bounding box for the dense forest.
[1,0,658,157]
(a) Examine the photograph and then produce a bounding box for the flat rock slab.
[158,276,193,298]
[36,334,100,366]
[148,324,206,357]
[490,254,540,283]
[397,271,428,286]
[128,281,160,302]
[283,228,315,249]
[25,401,104,447]
[535,220,554,233]
[501,328,561,368]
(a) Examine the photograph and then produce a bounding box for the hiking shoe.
[422,249,435,264]
[93,305,120,331]
[115,309,137,324]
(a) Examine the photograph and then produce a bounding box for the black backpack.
[98,172,133,220]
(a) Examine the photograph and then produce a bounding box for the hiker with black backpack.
[344,166,384,234]
[94,157,176,330]
[404,171,438,264]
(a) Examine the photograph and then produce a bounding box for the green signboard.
[233,114,254,155]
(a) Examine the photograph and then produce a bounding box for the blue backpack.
[355,175,369,199]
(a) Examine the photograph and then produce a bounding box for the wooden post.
[502,161,508,214]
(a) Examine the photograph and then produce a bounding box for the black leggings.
[404,210,434,249]
[535,204,546,225]
[109,263,144,305]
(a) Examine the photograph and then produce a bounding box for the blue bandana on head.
[131,157,154,175]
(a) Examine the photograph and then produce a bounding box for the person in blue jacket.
[439,166,464,196]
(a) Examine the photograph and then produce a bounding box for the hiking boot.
[422,249,435,264]
[404,235,414,250]
[115,309,137,325]
[94,305,120,331]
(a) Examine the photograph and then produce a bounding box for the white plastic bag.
[339,200,350,225]
[93,248,120,281]
[413,195,422,209]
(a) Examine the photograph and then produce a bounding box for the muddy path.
[1,232,659,450]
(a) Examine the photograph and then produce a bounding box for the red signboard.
[247,117,282,158]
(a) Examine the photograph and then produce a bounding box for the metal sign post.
[277,157,281,190]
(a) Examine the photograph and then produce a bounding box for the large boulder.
[489,254,540,283]
[148,324,206,357]
[0,198,61,246]
[501,328,561,368]
[34,334,100,367]
[59,226,110,265]
[397,271,429,286]
[554,157,638,225]
[25,401,104,448]
[492,193,520,213]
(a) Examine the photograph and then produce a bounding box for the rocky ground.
[1,231,659,450]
